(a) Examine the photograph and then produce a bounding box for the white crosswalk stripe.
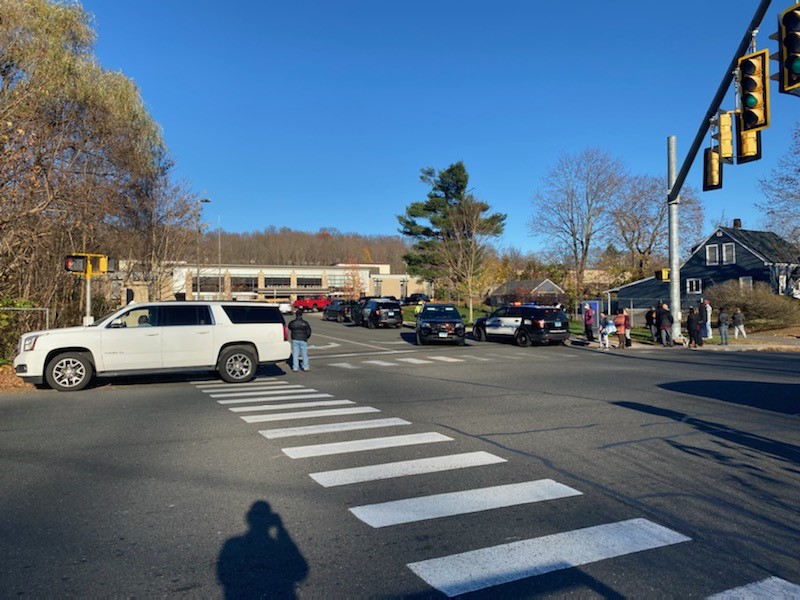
[427,356,464,363]
[259,418,411,439]
[217,393,333,404]
[350,479,582,528]
[208,385,306,398]
[282,432,452,459]
[363,360,398,367]
[309,451,506,487]
[240,406,380,423]
[407,518,691,597]
[396,357,433,364]
[707,577,800,599]
[329,362,359,369]
[228,399,354,412]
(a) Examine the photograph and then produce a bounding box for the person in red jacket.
[613,309,627,350]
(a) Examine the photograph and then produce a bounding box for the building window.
[739,276,753,290]
[722,243,736,265]
[705,245,719,266]
[264,276,290,287]
[297,277,322,287]
[230,276,258,293]
[686,278,702,294]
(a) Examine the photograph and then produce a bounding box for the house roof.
[718,227,800,264]
[490,279,565,296]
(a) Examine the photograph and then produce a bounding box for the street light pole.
[196,198,211,300]
[217,215,222,300]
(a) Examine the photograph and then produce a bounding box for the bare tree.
[758,122,800,245]
[529,148,625,297]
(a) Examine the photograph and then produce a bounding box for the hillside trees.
[398,162,505,313]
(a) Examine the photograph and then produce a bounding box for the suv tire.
[416,332,425,345]
[218,346,257,383]
[367,319,376,329]
[474,326,485,342]
[45,352,93,392]
[515,329,532,347]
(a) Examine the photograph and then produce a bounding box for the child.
[598,312,610,350]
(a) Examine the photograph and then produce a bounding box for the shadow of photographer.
[217,500,308,599]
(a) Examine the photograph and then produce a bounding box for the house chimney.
[733,218,742,229]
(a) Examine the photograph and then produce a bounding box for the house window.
[686,278,702,294]
[705,245,719,266]
[722,243,736,264]
[739,276,753,290]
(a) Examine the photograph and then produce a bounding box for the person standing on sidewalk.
[717,307,730,345]
[658,303,674,347]
[645,306,658,342]
[613,309,627,350]
[703,298,714,340]
[732,307,747,339]
[288,309,312,372]
[583,303,595,342]
[598,312,611,350]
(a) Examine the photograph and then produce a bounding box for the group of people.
[591,299,747,350]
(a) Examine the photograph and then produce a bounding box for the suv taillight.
[283,325,289,341]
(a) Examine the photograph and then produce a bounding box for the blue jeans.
[719,325,729,345]
[292,339,309,371]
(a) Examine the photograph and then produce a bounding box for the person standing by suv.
[288,310,312,372]
[583,303,595,342]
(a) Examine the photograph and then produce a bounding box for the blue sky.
[81,1,798,254]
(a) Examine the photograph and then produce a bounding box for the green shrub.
[705,281,800,330]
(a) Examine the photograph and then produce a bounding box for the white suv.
[13,302,291,391]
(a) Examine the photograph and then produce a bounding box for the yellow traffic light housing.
[703,148,723,191]
[737,49,770,132]
[735,111,762,164]
[772,5,800,96]
[64,255,87,273]
[714,111,734,164]
[655,268,670,282]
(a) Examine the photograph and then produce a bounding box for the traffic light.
[97,256,116,273]
[703,148,723,191]
[737,49,770,131]
[64,255,87,273]
[772,5,800,96]
[655,268,670,282]
[735,111,762,164]
[714,111,734,164]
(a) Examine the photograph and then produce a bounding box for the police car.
[473,304,570,346]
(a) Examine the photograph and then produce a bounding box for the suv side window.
[492,308,508,318]
[507,307,522,318]
[223,305,283,324]
[161,305,213,326]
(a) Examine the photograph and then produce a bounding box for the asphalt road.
[1,312,798,598]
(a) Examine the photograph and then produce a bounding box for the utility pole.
[668,137,681,342]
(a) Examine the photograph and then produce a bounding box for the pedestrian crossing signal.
[64,255,87,273]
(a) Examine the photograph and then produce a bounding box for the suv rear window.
[223,305,284,324]
[377,302,401,310]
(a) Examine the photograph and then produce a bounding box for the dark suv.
[415,303,465,345]
[473,305,570,346]
[359,299,403,328]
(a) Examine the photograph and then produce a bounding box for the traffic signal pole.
[666,0,771,340]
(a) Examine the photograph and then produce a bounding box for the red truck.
[292,295,331,311]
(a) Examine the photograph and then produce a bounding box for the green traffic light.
[791,56,800,76]
[743,93,759,108]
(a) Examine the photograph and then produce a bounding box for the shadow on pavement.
[217,500,308,599]
[658,380,800,415]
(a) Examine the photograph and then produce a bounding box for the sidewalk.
[572,330,800,352]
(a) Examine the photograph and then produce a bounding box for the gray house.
[487,279,566,307]
[613,220,800,308]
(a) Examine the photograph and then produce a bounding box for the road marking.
[218,393,333,404]
[330,362,359,369]
[209,385,307,398]
[308,332,400,351]
[314,349,417,360]
[228,399,354,412]
[259,418,411,439]
[282,432,452,459]
[306,342,341,350]
[310,451,506,487]
[363,360,398,367]
[460,355,492,361]
[707,577,800,599]
[396,358,433,364]
[407,518,691,597]
[427,356,464,363]
[350,479,582,528]
[193,380,288,390]
[241,406,380,423]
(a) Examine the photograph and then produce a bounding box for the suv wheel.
[474,326,485,342]
[337,314,344,323]
[45,352,93,392]
[367,318,376,329]
[218,346,257,383]
[416,332,425,345]
[515,329,532,347]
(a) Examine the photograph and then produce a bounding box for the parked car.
[415,303,465,345]
[293,295,331,311]
[356,299,403,328]
[12,301,291,391]
[322,299,357,323]
[403,293,430,305]
[473,304,570,346]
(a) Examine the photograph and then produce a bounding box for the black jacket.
[288,317,311,341]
